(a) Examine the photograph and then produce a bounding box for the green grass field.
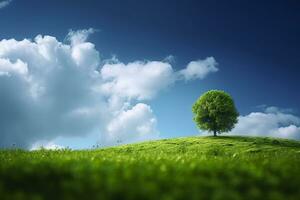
[1,136,300,200]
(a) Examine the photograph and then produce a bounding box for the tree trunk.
[213,130,217,137]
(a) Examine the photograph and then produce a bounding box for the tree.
[192,90,239,136]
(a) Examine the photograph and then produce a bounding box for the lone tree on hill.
[192,90,239,136]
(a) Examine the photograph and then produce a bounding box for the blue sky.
[0,0,300,149]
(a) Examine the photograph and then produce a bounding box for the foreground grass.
[1,136,300,200]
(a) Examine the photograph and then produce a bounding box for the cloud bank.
[230,106,300,140]
[0,29,218,148]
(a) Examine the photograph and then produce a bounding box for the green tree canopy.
[192,90,239,136]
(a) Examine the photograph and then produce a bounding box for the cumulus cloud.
[99,56,218,100]
[104,103,159,145]
[178,57,218,80]
[0,58,28,76]
[0,29,104,148]
[0,0,12,9]
[100,61,175,100]
[229,106,300,140]
[0,29,217,148]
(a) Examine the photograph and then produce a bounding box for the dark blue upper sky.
[0,0,300,146]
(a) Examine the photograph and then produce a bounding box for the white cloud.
[104,103,159,145]
[100,61,175,100]
[264,106,295,114]
[0,29,104,148]
[30,141,65,151]
[178,57,218,80]
[229,107,300,140]
[100,57,218,101]
[0,0,12,9]
[274,125,300,139]
[0,58,28,76]
[0,29,217,148]
[66,28,96,45]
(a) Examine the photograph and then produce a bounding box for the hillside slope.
[1,136,300,200]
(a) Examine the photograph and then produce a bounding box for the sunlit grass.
[1,136,300,200]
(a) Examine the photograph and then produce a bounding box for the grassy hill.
[1,136,300,200]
